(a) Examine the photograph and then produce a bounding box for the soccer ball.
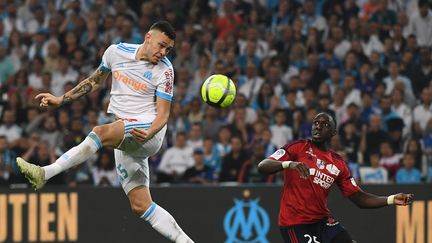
[201,74,236,108]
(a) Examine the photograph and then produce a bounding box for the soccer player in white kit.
[16,21,194,243]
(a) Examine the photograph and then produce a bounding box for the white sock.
[43,132,102,180]
[141,202,194,243]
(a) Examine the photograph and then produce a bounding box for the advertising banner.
[0,185,430,243]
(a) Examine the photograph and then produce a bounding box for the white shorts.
[115,118,166,194]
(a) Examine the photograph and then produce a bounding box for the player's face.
[145,30,174,64]
[311,113,336,143]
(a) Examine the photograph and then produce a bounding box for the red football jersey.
[269,139,361,226]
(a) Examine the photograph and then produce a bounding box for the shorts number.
[304,234,320,243]
[116,164,128,181]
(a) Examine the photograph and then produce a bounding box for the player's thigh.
[280,226,319,243]
[92,120,124,147]
[114,149,151,194]
[330,230,356,243]
[322,218,354,243]
[118,124,167,157]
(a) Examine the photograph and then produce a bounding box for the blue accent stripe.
[117,46,135,53]
[99,64,110,72]
[160,57,171,67]
[118,43,137,51]
[88,132,103,149]
[124,126,151,134]
[141,202,157,220]
[124,123,152,128]
[125,125,151,130]
[155,91,173,101]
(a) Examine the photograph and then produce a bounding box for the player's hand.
[287,162,309,179]
[394,193,414,206]
[35,93,62,107]
[130,128,152,142]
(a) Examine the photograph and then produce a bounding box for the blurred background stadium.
[0,0,431,242]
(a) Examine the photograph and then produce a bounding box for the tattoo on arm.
[61,67,109,105]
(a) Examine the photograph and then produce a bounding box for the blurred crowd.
[0,0,431,188]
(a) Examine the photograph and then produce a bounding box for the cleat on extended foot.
[16,157,46,190]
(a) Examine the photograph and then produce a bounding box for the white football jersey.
[101,42,174,123]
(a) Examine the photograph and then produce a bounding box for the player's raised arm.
[349,190,414,208]
[130,97,171,143]
[258,158,310,178]
[35,66,110,107]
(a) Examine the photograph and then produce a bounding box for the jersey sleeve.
[100,44,116,72]
[268,141,303,161]
[336,160,361,197]
[155,66,174,101]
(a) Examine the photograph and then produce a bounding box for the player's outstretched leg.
[129,187,194,243]
[18,121,124,190]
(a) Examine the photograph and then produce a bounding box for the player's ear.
[145,32,152,42]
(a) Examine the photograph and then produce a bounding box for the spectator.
[251,82,275,114]
[228,93,258,124]
[182,148,213,184]
[270,109,293,148]
[219,136,249,182]
[91,148,118,187]
[202,137,222,178]
[227,107,253,144]
[407,0,432,47]
[0,109,22,146]
[360,114,389,163]
[215,126,232,158]
[189,54,212,98]
[379,141,402,180]
[51,57,79,96]
[395,153,421,184]
[406,47,432,98]
[413,87,432,134]
[215,0,242,39]
[0,45,15,84]
[382,61,416,107]
[238,141,272,183]
[391,88,412,138]
[360,91,379,124]
[157,132,193,183]
[404,138,428,178]
[39,116,62,148]
[187,122,204,150]
[379,95,402,132]
[238,62,263,101]
[342,74,361,107]
[201,106,224,141]
[0,136,17,183]
[360,152,388,184]
[186,97,204,125]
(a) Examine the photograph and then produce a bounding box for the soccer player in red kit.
[258,112,413,243]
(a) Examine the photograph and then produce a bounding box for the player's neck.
[311,140,330,151]
[135,44,149,62]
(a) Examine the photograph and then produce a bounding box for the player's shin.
[43,131,103,180]
[141,202,194,243]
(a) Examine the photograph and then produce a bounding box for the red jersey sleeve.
[333,153,361,197]
[268,140,307,161]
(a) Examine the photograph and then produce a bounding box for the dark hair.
[149,21,176,40]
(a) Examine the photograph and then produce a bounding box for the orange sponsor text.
[113,71,148,91]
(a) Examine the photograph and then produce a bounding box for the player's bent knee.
[130,200,153,216]
[92,126,106,139]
